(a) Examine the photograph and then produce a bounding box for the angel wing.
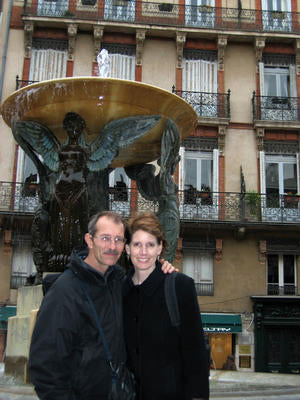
[12,120,61,173]
[87,115,161,171]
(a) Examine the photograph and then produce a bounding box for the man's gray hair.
[88,211,126,237]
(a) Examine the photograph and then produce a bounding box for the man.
[29,211,173,399]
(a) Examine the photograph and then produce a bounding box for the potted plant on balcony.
[283,192,300,208]
[245,190,260,218]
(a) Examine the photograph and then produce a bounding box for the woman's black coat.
[123,264,209,400]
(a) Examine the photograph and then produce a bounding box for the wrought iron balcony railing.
[267,283,298,295]
[16,76,38,91]
[173,87,230,120]
[195,282,214,296]
[252,92,300,123]
[23,1,300,34]
[1,182,300,224]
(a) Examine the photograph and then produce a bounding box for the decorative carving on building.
[67,24,78,61]
[136,29,146,66]
[256,127,264,152]
[182,136,218,151]
[93,25,104,62]
[24,21,34,58]
[218,125,226,155]
[217,35,227,71]
[259,240,266,264]
[264,141,299,155]
[255,38,265,68]
[215,238,223,262]
[176,31,186,69]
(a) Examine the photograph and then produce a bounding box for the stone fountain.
[1,70,197,380]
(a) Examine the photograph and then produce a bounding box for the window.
[262,0,291,32]
[179,143,219,220]
[184,151,213,205]
[183,251,214,295]
[267,254,297,295]
[182,50,218,117]
[11,237,36,289]
[185,0,215,27]
[101,44,135,80]
[104,0,135,22]
[109,168,131,216]
[37,0,69,17]
[259,56,296,121]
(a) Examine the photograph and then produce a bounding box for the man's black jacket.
[28,247,126,400]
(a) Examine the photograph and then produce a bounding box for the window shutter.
[259,62,264,96]
[178,147,185,192]
[212,148,219,193]
[110,53,135,80]
[260,151,266,194]
[289,65,297,97]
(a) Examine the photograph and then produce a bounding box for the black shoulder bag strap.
[164,272,181,329]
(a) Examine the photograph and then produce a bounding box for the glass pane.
[283,163,297,194]
[264,74,277,96]
[201,159,212,191]
[266,163,279,206]
[283,255,295,284]
[268,254,279,283]
[184,158,198,190]
[279,73,288,97]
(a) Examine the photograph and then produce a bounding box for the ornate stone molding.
[136,29,146,66]
[67,23,78,61]
[259,240,266,264]
[255,37,265,69]
[295,39,300,75]
[215,238,223,262]
[176,31,186,69]
[218,125,226,155]
[256,127,265,152]
[217,35,227,71]
[24,21,34,58]
[93,25,104,62]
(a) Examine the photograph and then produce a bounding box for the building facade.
[0,0,300,373]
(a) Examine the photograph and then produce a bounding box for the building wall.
[0,240,12,304]
[225,128,258,192]
[200,236,265,314]
[225,44,256,125]
[73,33,94,77]
[142,39,176,92]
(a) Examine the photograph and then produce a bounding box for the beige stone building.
[0,0,300,374]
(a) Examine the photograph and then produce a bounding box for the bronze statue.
[12,112,161,278]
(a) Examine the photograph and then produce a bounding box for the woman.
[123,212,209,400]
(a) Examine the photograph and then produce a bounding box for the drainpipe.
[0,0,14,105]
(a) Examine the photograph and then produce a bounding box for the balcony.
[1,182,300,225]
[267,283,298,295]
[195,282,214,296]
[173,88,230,121]
[252,93,300,128]
[22,1,300,35]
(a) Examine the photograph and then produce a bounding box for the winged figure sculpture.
[12,112,161,277]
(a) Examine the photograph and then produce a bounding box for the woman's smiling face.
[126,229,162,273]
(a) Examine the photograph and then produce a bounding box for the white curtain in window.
[12,240,36,276]
[183,251,213,283]
[29,48,67,81]
[109,53,135,80]
[182,59,217,92]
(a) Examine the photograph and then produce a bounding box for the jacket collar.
[126,261,164,296]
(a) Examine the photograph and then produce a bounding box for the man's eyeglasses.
[93,235,126,246]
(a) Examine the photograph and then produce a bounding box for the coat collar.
[125,261,164,297]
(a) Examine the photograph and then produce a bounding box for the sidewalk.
[0,365,300,399]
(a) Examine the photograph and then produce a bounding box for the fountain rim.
[1,76,198,128]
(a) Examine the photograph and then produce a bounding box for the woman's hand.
[160,258,179,274]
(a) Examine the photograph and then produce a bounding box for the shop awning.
[201,313,242,333]
[0,306,16,330]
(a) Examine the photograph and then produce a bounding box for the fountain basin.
[1,77,197,168]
